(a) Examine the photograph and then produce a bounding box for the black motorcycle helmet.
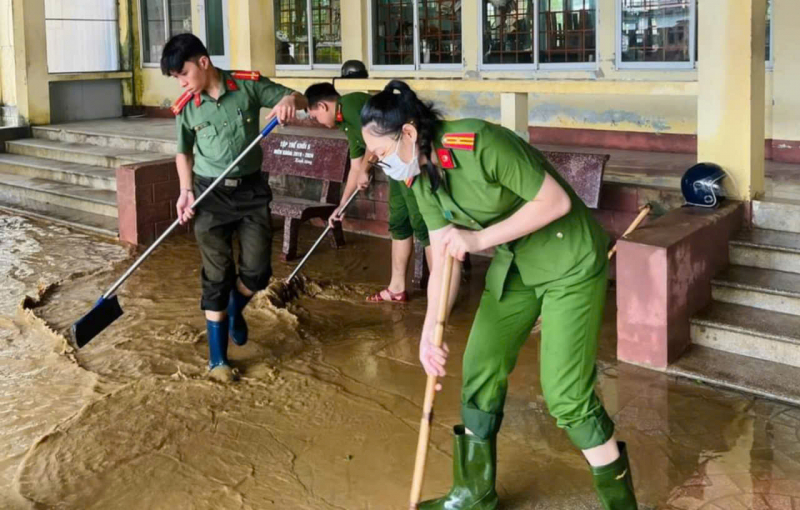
[340,60,368,79]
[681,162,727,208]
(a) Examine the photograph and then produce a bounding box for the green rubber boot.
[590,442,638,510]
[419,425,498,510]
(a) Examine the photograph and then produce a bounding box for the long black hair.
[360,80,444,191]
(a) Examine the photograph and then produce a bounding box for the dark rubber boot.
[590,442,638,510]
[227,288,252,346]
[418,425,498,510]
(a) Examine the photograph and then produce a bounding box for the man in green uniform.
[162,33,307,383]
[304,81,431,302]
[361,81,637,509]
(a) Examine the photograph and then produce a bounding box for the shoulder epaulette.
[230,70,261,81]
[171,90,200,115]
[442,133,476,151]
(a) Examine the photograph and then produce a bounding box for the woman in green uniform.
[360,81,638,510]
[305,81,432,303]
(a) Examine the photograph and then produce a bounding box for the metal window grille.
[275,0,310,65]
[275,0,342,67]
[620,0,692,64]
[418,0,462,65]
[312,0,342,65]
[538,0,596,64]
[373,0,415,66]
[483,0,534,65]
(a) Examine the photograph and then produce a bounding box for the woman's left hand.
[441,228,483,261]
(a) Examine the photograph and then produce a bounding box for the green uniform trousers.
[461,263,614,450]
[388,178,430,247]
[193,172,273,311]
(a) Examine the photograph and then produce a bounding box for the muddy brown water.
[2,211,800,510]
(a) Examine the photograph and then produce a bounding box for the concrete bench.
[261,127,350,260]
[411,149,609,288]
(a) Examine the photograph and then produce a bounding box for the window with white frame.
[617,0,772,69]
[371,0,462,69]
[275,0,342,68]
[140,0,192,64]
[617,0,695,68]
[481,0,597,69]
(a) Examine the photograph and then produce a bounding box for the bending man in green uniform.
[305,81,432,303]
[162,33,307,383]
[361,81,638,509]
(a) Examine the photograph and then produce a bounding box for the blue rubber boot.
[207,319,235,382]
[227,288,252,346]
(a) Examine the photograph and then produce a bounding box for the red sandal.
[366,288,408,303]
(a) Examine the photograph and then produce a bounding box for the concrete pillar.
[0,0,15,108]
[341,0,367,64]
[229,0,275,76]
[461,0,479,76]
[595,0,616,77]
[11,0,49,125]
[697,0,767,201]
[500,93,528,141]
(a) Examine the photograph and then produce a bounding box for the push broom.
[71,117,281,348]
[410,254,455,509]
[266,182,367,304]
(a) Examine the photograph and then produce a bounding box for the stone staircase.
[0,124,171,237]
[669,199,800,406]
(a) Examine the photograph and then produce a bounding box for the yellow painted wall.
[1,0,135,124]
[0,0,15,106]
[126,0,793,142]
[771,0,800,141]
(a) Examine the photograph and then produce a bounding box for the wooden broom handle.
[608,204,651,260]
[409,255,455,508]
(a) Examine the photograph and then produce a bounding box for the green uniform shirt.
[175,69,295,178]
[336,92,370,159]
[412,119,609,300]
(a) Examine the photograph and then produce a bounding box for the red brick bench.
[411,149,609,287]
[261,127,350,260]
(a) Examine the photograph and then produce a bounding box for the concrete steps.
[730,228,800,273]
[32,124,177,155]
[0,171,117,218]
[691,301,800,368]
[667,345,800,407]
[0,119,177,237]
[752,197,800,234]
[712,265,800,315]
[682,202,800,403]
[6,138,165,169]
[0,202,117,238]
[0,153,116,190]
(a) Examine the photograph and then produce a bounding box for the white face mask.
[380,135,421,182]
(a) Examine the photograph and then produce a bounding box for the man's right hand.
[327,205,345,229]
[176,189,195,225]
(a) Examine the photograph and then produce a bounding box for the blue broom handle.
[103,117,281,299]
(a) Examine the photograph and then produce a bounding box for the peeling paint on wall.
[529,102,671,132]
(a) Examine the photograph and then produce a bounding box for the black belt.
[195,172,262,188]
